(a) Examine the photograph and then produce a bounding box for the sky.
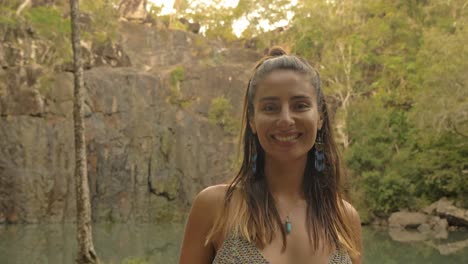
[148,0,295,37]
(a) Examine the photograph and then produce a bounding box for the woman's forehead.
[260,69,305,83]
[255,70,316,99]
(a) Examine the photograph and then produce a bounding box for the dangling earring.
[251,127,258,174]
[252,145,258,174]
[314,130,325,172]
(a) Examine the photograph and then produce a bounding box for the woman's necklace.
[283,201,304,235]
[285,215,292,234]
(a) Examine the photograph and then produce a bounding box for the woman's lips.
[271,133,302,142]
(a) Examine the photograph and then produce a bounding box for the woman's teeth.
[275,134,299,142]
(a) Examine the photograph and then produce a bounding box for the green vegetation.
[168,89,193,108]
[167,66,192,108]
[170,66,185,87]
[208,96,239,135]
[25,7,70,38]
[25,6,72,63]
[0,5,19,28]
[0,1,120,67]
[80,0,120,44]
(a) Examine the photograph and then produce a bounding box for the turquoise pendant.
[285,217,292,234]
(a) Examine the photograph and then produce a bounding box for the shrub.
[170,66,185,87]
[208,97,239,135]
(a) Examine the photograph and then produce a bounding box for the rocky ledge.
[385,198,468,255]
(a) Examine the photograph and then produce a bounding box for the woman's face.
[250,70,323,162]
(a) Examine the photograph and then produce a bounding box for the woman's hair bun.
[267,46,287,57]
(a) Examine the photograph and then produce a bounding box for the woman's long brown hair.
[206,47,359,257]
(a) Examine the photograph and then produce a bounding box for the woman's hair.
[206,47,359,256]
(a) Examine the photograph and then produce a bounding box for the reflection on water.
[362,227,468,264]
[0,223,467,263]
[0,223,183,264]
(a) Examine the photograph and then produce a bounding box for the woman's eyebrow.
[291,95,312,100]
[259,96,280,102]
[259,95,312,102]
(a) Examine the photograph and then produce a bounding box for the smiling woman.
[179,47,362,264]
[250,69,323,164]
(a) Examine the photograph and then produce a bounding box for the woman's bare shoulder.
[199,183,230,195]
[196,184,230,205]
[341,199,360,221]
[179,184,232,264]
[190,184,232,221]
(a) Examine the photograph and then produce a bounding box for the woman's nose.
[277,108,295,127]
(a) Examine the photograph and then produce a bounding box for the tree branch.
[16,0,31,16]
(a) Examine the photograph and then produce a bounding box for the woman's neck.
[263,155,307,202]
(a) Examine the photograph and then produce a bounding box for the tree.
[291,0,368,148]
[69,0,99,263]
[118,0,147,21]
[169,0,292,40]
[411,0,468,137]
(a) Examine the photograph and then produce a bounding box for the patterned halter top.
[212,234,352,264]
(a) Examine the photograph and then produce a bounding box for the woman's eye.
[295,103,310,110]
[262,104,277,112]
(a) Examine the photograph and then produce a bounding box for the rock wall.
[0,21,262,223]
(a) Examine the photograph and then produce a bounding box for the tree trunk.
[335,41,353,149]
[69,0,99,263]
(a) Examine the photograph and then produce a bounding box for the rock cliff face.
[0,21,261,223]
